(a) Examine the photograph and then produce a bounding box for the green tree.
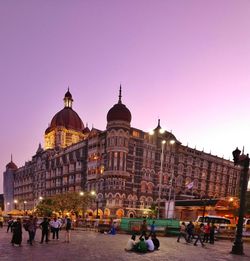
[149,203,158,218]
[36,192,93,217]
[36,198,55,217]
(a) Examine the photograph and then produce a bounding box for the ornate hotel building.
[4,88,240,217]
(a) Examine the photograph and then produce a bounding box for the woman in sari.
[11,218,22,246]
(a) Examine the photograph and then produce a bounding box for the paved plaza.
[0,228,250,261]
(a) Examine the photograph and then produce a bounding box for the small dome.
[50,107,84,132]
[64,89,72,99]
[107,85,132,123]
[107,103,132,123]
[6,161,17,170]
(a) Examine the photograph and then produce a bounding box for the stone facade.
[4,88,240,217]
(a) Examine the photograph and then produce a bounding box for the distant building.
[3,156,17,212]
[4,87,240,217]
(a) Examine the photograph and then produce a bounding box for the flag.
[186,181,194,189]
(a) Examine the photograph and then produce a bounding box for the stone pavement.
[0,227,250,261]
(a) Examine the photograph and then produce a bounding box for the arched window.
[141,182,146,193]
[201,170,207,179]
[194,168,199,178]
[193,179,198,189]
[195,158,200,167]
[176,176,183,187]
[187,166,192,177]
[187,156,193,164]
[178,164,184,174]
[147,183,153,194]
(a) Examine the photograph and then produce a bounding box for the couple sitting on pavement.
[125,233,160,253]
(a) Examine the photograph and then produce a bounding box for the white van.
[195,215,231,232]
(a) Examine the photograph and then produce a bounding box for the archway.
[116,208,124,218]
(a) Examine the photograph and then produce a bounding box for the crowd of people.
[5,215,72,247]
[2,216,219,252]
[125,220,160,253]
[177,221,216,247]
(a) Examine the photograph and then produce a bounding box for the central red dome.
[50,107,84,131]
[45,90,84,134]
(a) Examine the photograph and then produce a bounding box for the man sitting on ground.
[135,237,147,253]
[145,235,154,251]
[125,234,137,251]
[151,233,160,250]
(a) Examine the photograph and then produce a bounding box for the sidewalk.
[0,228,250,261]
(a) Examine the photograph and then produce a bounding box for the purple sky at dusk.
[1,0,250,193]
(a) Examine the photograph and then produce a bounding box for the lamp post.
[231,147,249,255]
[149,125,176,219]
[157,140,166,219]
[79,191,84,217]
[14,199,18,210]
[166,140,176,219]
[7,202,10,212]
[91,191,99,218]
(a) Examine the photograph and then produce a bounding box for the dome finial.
[118,84,122,104]
[157,118,161,127]
[11,154,13,162]
[64,88,73,108]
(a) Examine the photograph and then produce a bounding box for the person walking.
[210,222,216,244]
[50,217,61,240]
[139,219,147,239]
[194,223,205,247]
[186,221,195,242]
[7,217,14,233]
[64,217,72,243]
[150,220,156,236]
[25,216,36,245]
[177,222,188,242]
[39,217,50,244]
[203,222,211,243]
[11,218,22,246]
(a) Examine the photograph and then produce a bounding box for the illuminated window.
[132,131,140,137]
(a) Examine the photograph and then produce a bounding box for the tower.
[105,86,132,216]
[3,155,17,211]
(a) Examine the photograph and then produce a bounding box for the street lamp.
[166,140,176,218]
[231,147,250,255]
[149,126,176,219]
[157,140,166,218]
[24,201,27,211]
[14,199,18,209]
[79,191,84,196]
[90,191,99,218]
[39,196,43,201]
[7,202,10,212]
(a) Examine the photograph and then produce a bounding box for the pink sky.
[1,0,250,193]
